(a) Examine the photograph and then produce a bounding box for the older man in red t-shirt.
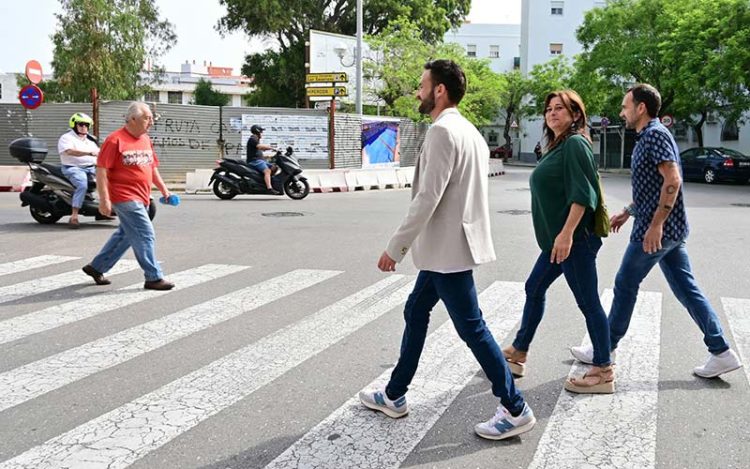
[82,102,174,290]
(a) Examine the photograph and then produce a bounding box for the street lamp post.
[356,0,363,115]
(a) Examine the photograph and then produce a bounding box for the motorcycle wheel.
[283,178,310,200]
[30,205,62,224]
[213,179,238,200]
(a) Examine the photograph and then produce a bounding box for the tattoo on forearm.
[666,185,677,194]
[662,204,673,212]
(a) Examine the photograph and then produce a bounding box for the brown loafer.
[144,279,175,291]
[82,264,111,285]
[69,218,80,229]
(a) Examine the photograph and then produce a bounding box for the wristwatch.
[624,204,636,217]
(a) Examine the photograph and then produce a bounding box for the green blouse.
[529,134,599,252]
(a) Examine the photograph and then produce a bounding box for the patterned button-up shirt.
[630,118,689,242]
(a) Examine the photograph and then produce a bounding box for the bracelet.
[624,205,636,217]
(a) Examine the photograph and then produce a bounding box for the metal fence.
[1,102,427,181]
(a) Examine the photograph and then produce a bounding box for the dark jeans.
[386,270,525,415]
[512,233,612,367]
[609,239,729,354]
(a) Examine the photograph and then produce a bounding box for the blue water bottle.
[159,194,180,206]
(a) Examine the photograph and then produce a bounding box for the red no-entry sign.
[19,84,44,110]
[25,60,43,84]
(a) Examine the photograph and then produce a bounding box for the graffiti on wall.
[240,114,329,160]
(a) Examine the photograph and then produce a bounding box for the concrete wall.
[0,102,427,181]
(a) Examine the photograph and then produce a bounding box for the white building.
[519,0,749,161]
[0,73,21,104]
[141,61,253,107]
[444,23,521,74]
[443,23,522,149]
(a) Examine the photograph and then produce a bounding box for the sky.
[0,0,521,75]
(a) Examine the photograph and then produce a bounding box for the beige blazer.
[386,107,496,272]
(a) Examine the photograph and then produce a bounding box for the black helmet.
[251,124,264,136]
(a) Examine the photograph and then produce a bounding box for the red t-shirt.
[97,127,160,206]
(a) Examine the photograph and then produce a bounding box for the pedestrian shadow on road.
[658,378,732,391]
[197,433,303,469]
[0,222,116,234]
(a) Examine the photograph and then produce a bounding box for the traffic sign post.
[660,114,674,127]
[306,72,348,83]
[24,60,43,84]
[19,84,44,110]
[303,72,348,170]
[305,86,348,97]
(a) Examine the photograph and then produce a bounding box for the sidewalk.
[184,161,506,194]
[0,161,506,194]
[503,159,632,175]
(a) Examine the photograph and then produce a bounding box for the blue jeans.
[246,159,271,172]
[386,270,525,415]
[61,165,95,209]
[90,201,163,282]
[512,233,612,367]
[609,239,729,354]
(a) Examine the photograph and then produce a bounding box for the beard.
[418,88,436,115]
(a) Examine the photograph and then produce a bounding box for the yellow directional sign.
[306,72,348,83]
[306,86,348,97]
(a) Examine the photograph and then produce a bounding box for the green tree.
[496,70,531,149]
[219,0,470,107]
[576,0,750,146]
[193,78,231,106]
[525,56,575,115]
[44,0,176,102]
[365,18,503,126]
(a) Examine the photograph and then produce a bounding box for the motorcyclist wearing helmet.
[246,124,280,195]
[58,112,101,227]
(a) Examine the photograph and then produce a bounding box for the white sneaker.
[474,403,536,440]
[693,349,743,378]
[570,344,594,364]
[359,387,408,419]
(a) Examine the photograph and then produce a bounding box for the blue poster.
[362,117,400,168]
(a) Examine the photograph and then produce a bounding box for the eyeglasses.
[76,122,90,127]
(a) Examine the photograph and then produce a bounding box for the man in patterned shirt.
[571,84,742,378]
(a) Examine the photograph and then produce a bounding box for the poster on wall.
[241,114,328,160]
[362,117,400,168]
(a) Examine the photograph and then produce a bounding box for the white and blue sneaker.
[474,402,536,440]
[359,387,408,419]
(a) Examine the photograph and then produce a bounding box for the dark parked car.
[490,144,512,159]
[679,147,750,184]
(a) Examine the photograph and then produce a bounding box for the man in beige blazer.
[359,60,536,441]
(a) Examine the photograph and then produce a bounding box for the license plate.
[739,162,750,167]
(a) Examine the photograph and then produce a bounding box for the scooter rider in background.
[58,112,101,228]
[246,124,281,195]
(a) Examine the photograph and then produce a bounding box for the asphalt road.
[0,167,748,469]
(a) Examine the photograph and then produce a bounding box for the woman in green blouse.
[503,90,614,394]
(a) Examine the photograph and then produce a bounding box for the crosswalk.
[0,254,747,469]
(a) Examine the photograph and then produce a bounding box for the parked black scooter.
[209,146,310,200]
[8,137,155,224]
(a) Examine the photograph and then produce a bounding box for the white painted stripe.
[528,289,662,469]
[0,256,80,277]
[266,281,526,469]
[721,297,750,385]
[0,269,340,413]
[0,260,139,305]
[0,264,249,345]
[0,275,413,469]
